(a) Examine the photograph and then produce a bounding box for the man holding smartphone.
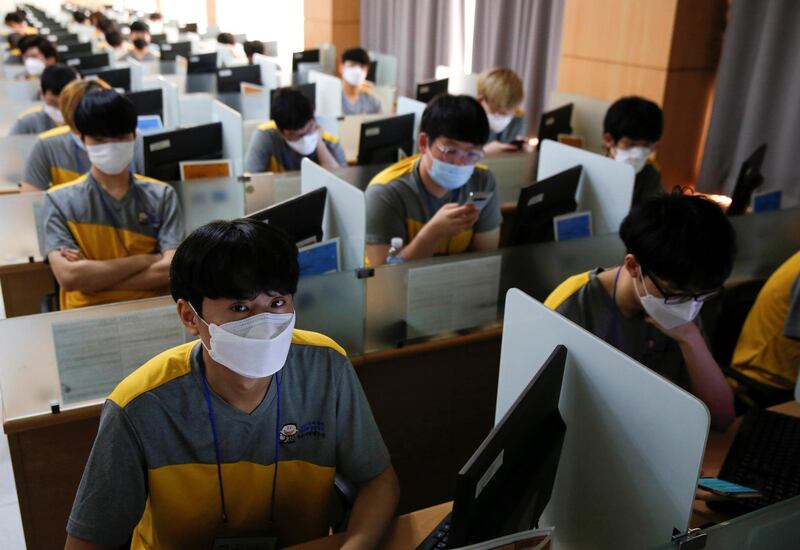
[365,94,501,266]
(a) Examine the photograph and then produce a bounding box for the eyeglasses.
[433,142,484,164]
[645,271,722,305]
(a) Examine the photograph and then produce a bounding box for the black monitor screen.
[159,41,191,62]
[448,345,568,547]
[143,122,223,182]
[216,64,262,93]
[49,32,78,42]
[291,49,320,72]
[63,52,110,71]
[727,143,768,217]
[357,113,415,166]
[269,83,316,114]
[509,165,583,245]
[56,41,91,54]
[538,103,573,146]
[180,23,198,33]
[247,187,328,246]
[366,60,377,83]
[150,33,167,45]
[126,89,163,119]
[82,67,131,91]
[187,52,218,74]
[416,78,448,104]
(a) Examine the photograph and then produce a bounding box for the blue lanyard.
[610,266,655,355]
[197,350,281,527]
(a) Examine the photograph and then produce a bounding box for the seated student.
[64,218,400,549]
[245,89,345,173]
[545,193,736,430]
[731,250,800,396]
[40,89,184,311]
[217,32,246,67]
[125,21,158,61]
[10,64,78,135]
[17,35,58,78]
[22,79,148,192]
[603,96,665,207]
[3,11,34,36]
[340,47,381,115]
[365,94,501,267]
[104,29,129,61]
[476,67,527,155]
[244,39,265,64]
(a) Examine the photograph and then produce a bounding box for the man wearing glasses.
[365,94,501,266]
[545,193,736,430]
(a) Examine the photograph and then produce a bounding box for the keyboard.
[416,513,452,550]
[713,408,800,513]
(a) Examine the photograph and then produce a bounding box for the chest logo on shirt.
[279,421,326,444]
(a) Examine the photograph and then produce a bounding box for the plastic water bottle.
[386,237,405,265]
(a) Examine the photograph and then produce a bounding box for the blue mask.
[427,152,475,190]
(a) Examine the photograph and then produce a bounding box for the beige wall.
[557,0,727,189]
[304,0,360,61]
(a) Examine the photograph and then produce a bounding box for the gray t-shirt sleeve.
[365,93,382,114]
[783,274,800,340]
[472,170,502,233]
[9,116,31,135]
[23,138,52,190]
[40,193,78,256]
[67,400,148,545]
[365,183,407,245]
[326,139,347,167]
[334,358,391,483]
[244,129,273,173]
[157,185,184,251]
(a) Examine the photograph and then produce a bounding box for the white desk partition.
[301,158,365,271]
[397,96,426,153]
[245,171,302,215]
[141,76,179,129]
[239,91,270,123]
[372,85,397,114]
[0,135,38,185]
[211,100,245,176]
[178,93,214,126]
[538,140,634,236]
[177,177,245,232]
[548,91,612,155]
[316,43,337,75]
[244,119,267,157]
[368,51,398,87]
[0,191,43,263]
[125,58,145,92]
[315,115,341,140]
[435,65,478,97]
[497,289,708,549]
[309,70,343,118]
[253,53,280,90]
[2,79,40,102]
[481,151,538,204]
[339,113,392,164]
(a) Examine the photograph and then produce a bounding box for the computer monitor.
[247,187,328,247]
[509,165,583,245]
[357,113,415,165]
[727,144,768,217]
[125,89,163,119]
[187,52,218,74]
[366,60,377,83]
[216,64,262,93]
[56,41,91,55]
[445,345,567,547]
[159,41,192,62]
[63,52,110,71]
[143,122,224,182]
[180,23,198,33]
[269,83,316,113]
[416,78,448,103]
[291,49,320,72]
[82,67,131,91]
[49,32,78,43]
[150,33,168,45]
[537,103,573,147]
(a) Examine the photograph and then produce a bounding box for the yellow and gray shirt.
[244,121,346,173]
[23,126,146,190]
[67,338,390,548]
[40,172,184,310]
[365,155,501,254]
[732,251,800,389]
[341,91,382,116]
[9,104,57,135]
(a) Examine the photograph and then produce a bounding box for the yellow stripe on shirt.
[544,271,591,310]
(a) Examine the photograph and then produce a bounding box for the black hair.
[97,17,116,34]
[7,32,22,49]
[619,193,736,292]
[73,11,87,24]
[149,12,163,21]
[342,47,370,66]
[604,96,663,143]
[74,89,138,138]
[19,35,58,60]
[271,88,314,131]
[129,20,150,34]
[420,94,490,146]
[40,64,78,95]
[4,12,24,25]
[217,32,235,45]
[170,219,299,314]
[244,40,264,61]
[105,29,123,48]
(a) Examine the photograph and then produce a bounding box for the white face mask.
[86,140,135,175]
[43,103,64,125]
[634,271,702,330]
[286,130,319,156]
[487,112,513,134]
[342,65,366,87]
[24,57,46,77]
[613,146,650,174]
[193,305,296,379]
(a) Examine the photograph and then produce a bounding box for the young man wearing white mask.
[340,47,381,115]
[545,193,736,430]
[245,88,345,173]
[17,35,59,79]
[602,96,665,207]
[10,63,77,135]
[366,94,501,266]
[64,218,400,549]
[476,67,527,155]
[40,89,184,310]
